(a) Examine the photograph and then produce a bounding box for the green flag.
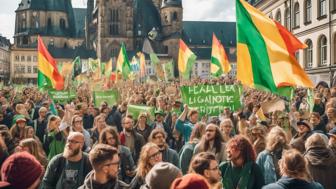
[307,88,314,112]
[116,43,131,79]
[93,90,119,107]
[127,104,155,121]
[72,56,81,79]
[163,60,174,81]
[150,53,164,80]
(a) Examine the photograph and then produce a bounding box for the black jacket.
[262,177,324,189]
[78,171,129,189]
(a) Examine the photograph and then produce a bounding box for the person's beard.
[63,146,80,158]
[125,127,133,133]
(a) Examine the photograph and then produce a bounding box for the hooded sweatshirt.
[262,177,324,189]
[304,146,336,189]
[78,171,129,189]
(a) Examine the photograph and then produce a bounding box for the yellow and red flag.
[37,36,64,90]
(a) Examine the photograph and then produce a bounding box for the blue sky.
[0,0,235,42]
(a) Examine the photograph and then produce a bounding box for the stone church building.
[11,0,236,82]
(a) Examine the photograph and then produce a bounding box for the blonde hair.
[136,143,160,179]
[47,115,61,132]
[19,138,47,167]
[265,126,289,152]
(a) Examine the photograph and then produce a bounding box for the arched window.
[172,12,178,21]
[59,18,66,30]
[275,10,281,24]
[319,0,327,17]
[304,0,312,23]
[285,8,290,30]
[294,3,300,28]
[109,9,119,35]
[319,35,327,66]
[305,39,313,68]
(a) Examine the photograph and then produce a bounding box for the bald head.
[68,131,84,143]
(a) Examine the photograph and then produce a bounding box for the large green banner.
[49,90,76,103]
[127,105,155,121]
[180,85,242,116]
[93,90,119,107]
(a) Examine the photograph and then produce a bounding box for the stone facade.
[0,36,11,82]
[89,0,183,62]
[11,0,90,83]
[252,0,336,85]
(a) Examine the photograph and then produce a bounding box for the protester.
[134,113,152,142]
[194,123,227,163]
[304,133,336,189]
[89,114,107,145]
[99,127,135,183]
[148,128,179,167]
[219,118,234,142]
[179,122,206,174]
[17,138,48,168]
[119,115,145,163]
[141,162,181,189]
[262,149,324,189]
[130,143,162,189]
[170,173,211,189]
[0,152,43,189]
[327,127,336,155]
[189,152,222,189]
[33,107,48,143]
[70,115,92,152]
[219,135,264,189]
[78,144,129,189]
[290,120,313,153]
[256,126,289,185]
[175,104,199,143]
[9,114,27,146]
[43,115,65,160]
[41,132,92,189]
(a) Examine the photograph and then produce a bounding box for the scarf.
[223,161,253,189]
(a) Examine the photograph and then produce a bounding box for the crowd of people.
[0,77,335,189]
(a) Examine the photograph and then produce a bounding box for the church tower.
[160,0,182,37]
[96,0,134,61]
[160,0,182,59]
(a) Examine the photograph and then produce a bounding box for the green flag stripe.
[38,71,53,89]
[211,56,223,77]
[237,0,277,92]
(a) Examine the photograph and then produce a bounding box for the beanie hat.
[1,152,43,189]
[297,120,312,131]
[171,173,210,189]
[145,162,181,189]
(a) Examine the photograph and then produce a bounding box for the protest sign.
[49,90,76,103]
[180,85,242,116]
[127,104,155,121]
[261,98,286,113]
[93,90,119,107]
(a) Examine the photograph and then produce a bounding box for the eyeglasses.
[148,151,161,160]
[74,120,83,123]
[206,129,215,132]
[67,139,83,144]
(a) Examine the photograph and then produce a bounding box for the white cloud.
[183,0,235,21]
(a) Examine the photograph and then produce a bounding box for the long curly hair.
[227,135,256,162]
[136,142,160,179]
